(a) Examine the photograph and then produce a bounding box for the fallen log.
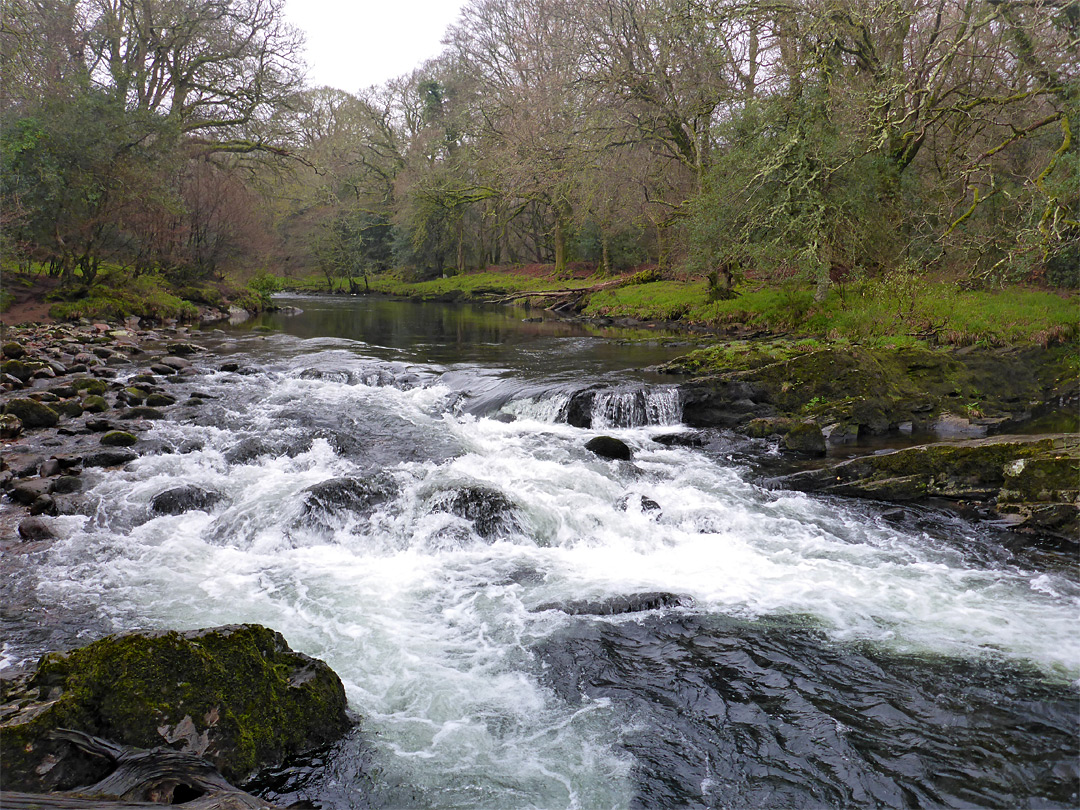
[1,730,279,810]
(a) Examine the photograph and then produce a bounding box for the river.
[15,296,1080,808]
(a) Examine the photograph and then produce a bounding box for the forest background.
[1,0,1077,337]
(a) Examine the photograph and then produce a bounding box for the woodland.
[1,0,1077,297]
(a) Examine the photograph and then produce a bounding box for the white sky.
[284,0,470,92]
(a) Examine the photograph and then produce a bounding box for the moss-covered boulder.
[82,394,109,413]
[71,377,108,396]
[3,397,60,428]
[100,430,138,447]
[0,625,352,792]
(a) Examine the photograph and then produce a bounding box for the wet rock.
[770,434,1079,538]
[534,592,692,616]
[165,342,202,357]
[48,384,77,398]
[150,363,177,375]
[3,398,60,428]
[562,388,598,428]
[1,359,33,382]
[52,475,83,495]
[0,624,352,791]
[298,476,396,529]
[1,412,23,438]
[617,493,662,514]
[782,423,826,456]
[101,430,138,447]
[52,400,84,418]
[71,377,108,396]
[430,485,520,538]
[145,392,177,407]
[224,437,278,464]
[29,494,57,516]
[220,362,241,372]
[2,341,26,359]
[119,406,165,420]
[86,417,117,432]
[150,485,223,515]
[39,458,62,477]
[652,431,706,447]
[82,394,109,413]
[83,448,138,468]
[585,435,633,461]
[120,386,149,404]
[17,516,55,540]
[10,478,52,505]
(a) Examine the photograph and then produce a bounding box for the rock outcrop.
[769,434,1078,539]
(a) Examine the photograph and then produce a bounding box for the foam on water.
[33,361,1080,808]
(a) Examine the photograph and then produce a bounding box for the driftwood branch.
[0,731,280,810]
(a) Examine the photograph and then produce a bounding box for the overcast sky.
[284,0,470,92]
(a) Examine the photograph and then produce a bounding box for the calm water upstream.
[16,296,1080,808]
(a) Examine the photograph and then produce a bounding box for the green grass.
[48,269,198,322]
[584,279,1079,348]
[366,270,598,299]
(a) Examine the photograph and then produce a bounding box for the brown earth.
[1,273,62,326]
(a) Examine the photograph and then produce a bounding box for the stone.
[585,435,633,461]
[165,342,202,357]
[52,400,84,418]
[82,395,109,413]
[534,592,692,616]
[0,624,352,791]
[2,398,59,428]
[101,430,138,447]
[17,516,55,540]
[2,341,26,359]
[10,478,52,505]
[298,476,396,529]
[150,363,177,375]
[145,392,177,407]
[429,485,519,539]
[781,422,827,456]
[52,475,83,495]
[119,406,165,420]
[83,448,139,468]
[0,413,22,438]
[1,359,32,382]
[71,377,108,396]
[150,485,223,515]
[29,494,57,516]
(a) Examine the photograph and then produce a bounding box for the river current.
[8,296,1080,808]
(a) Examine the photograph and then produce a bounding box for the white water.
[36,357,1080,808]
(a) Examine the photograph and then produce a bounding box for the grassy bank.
[301,266,1078,350]
[583,278,1078,348]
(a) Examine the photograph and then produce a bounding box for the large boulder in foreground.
[0,624,352,792]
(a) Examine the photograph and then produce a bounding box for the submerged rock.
[298,475,396,530]
[150,485,223,515]
[430,485,519,539]
[585,435,633,461]
[0,624,352,791]
[534,592,692,616]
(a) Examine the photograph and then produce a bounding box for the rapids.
[6,297,1078,808]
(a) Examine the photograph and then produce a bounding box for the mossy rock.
[0,625,352,791]
[123,387,149,404]
[52,400,84,419]
[72,377,108,396]
[0,412,23,438]
[82,395,109,413]
[101,430,138,447]
[781,422,826,456]
[773,434,1079,515]
[3,398,60,428]
[145,393,178,407]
